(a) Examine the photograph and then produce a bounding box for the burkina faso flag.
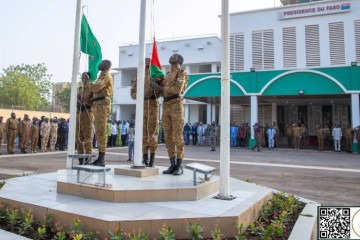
[150,38,164,82]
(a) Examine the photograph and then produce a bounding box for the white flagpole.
[133,0,147,168]
[66,0,82,169]
[219,0,231,198]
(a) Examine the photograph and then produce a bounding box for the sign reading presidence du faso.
[278,2,351,20]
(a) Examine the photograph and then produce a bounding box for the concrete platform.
[57,166,220,202]
[0,165,273,238]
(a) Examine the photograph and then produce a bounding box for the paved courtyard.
[0,143,359,205]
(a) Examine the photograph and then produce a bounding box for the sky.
[0,0,281,83]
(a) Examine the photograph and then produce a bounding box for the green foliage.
[55,84,71,112]
[186,222,204,240]
[237,192,303,240]
[108,227,126,240]
[5,207,20,232]
[0,63,52,110]
[17,209,34,236]
[211,226,223,240]
[127,229,148,240]
[159,224,175,240]
[35,226,47,240]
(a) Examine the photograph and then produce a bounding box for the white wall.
[189,105,200,124]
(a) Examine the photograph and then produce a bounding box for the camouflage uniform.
[0,118,4,152]
[30,123,39,153]
[210,124,217,151]
[19,118,31,152]
[6,117,18,154]
[40,120,50,152]
[49,121,58,151]
[162,67,188,160]
[344,126,353,153]
[292,125,301,150]
[76,80,94,158]
[131,67,159,166]
[317,126,325,151]
[286,125,293,148]
[92,70,113,153]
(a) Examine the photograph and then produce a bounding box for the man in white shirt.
[267,125,276,149]
[332,124,342,152]
[110,121,118,147]
[197,122,204,146]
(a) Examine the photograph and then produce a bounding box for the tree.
[55,85,71,112]
[0,63,53,110]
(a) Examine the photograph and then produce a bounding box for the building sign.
[278,2,351,20]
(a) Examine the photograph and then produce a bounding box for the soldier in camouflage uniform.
[19,114,31,154]
[91,60,113,167]
[40,118,50,152]
[210,122,217,151]
[49,119,58,151]
[344,125,353,153]
[0,116,4,155]
[30,119,39,153]
[6,113,18,154]
[151,54,189,176]
[131,58,160,167]
[76,72,94,165]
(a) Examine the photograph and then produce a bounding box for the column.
[250,95,258,147]
[212,104,216,123]
[207,104,211,124]
[351,93,360,153]
[116,105,121,121]
[211,63,218,73]
[185,65,191,74]
[271,103,277,124]
[184,104,190,124]
[159,103,163,121]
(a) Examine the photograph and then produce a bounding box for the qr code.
[319,207,350,239]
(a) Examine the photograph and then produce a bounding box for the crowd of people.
[0,113,69,155]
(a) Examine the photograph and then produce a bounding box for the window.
[282,27,297,68]
[329,22,345,65]
[230,33,244,71]
[252,29,274,70]
[355,20,360,63]
[305,24,320,67]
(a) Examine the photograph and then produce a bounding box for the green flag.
[80,14,102,82]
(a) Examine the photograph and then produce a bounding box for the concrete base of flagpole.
[115,165,159,178]
[131,164,146,169]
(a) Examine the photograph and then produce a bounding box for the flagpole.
[133,0,147,168]
[219,0,231,198]
[66,0,82,169]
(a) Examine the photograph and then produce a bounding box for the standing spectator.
[251,122,261,152]
[286,124,293,148]
[244,123,250,147]
[292,124,301,150]
[110,121,118,147]
[204,124,211,146]
[197,122,204,146]
[37,116,45,149]
[40,118,50,152]
[127,123,135,161]
[300,123,308,148]
[316,125,325,151]
[49,119,58,151]
[6,113,18,154]
[238,124,245,148]
[210,122,217,151]
[121,121,128,146]
[19,114,31,154]
[230,124,237,147]
[58,118,69,151]
[332,124,342,152]
[30,118,39,153]
[344,124,353,153]
[0,116,4,155]
[191,122,198,145]
[107,120,112,147]
[267,125,276,150]
[116,121,122,147]
[273,121,279,148]
[183,123,190,145]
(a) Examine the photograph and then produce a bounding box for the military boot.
[142,153,149,166]
[173,159,184,176]
[148,153,155,167]
[91,152,105,167]
[163,158,176,174]
[78,158,84,165]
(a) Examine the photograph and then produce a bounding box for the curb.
[288,201,321,240]
[0,229,32,240]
